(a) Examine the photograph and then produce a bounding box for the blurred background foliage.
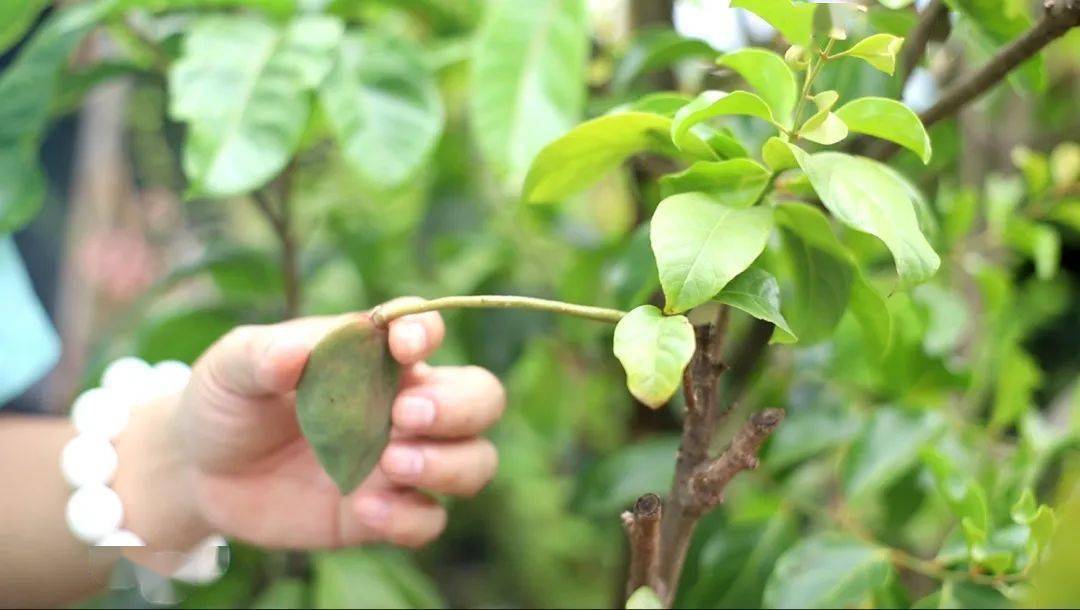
[3,0,1080,607]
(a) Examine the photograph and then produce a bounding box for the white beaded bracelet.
[63,357,226,583]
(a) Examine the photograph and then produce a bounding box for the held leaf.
[613,305,695,409]
[296,319,399,494]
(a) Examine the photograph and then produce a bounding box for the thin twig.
[689,408,785,509]
[872,0,1080,160]
[898,0,948,92]
[623,493,664,598]
[252,165,302,319]
[370,295,627,326]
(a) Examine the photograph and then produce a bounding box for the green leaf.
[137,305,243,365]
[1011,489,1056,560]
[788,147,940,285]
[651,192,775,313]
[573,436,679,517]
[0,1,115,232]
[767,401,864,470]
[658,158,771,205]
[798,90,848,145]
[836,33,905,75]
[1049,199,1080,234]
[912,283,968,356]
[762,136,798,172]
[913,579,1010,609]
[775,202,854,344]
[1005,219,1060,280]
[251,578,307,609]
[612,28,717,93]
[849,275,893,355]
[313,548,442,609]
[946,0,1045,92]
[605,223,660,311]
[1050,141,1080,189]
[714,268,797,343]
[612,305,695,408]
[524,112,702,204]
[836,97,932,163]
[671,90,779,155]
[470,0,588,184]
[626,586,664,609]
[716,48,798,127]
[764,533,894,609]
[319,32,444,187]
[991,344,1041,429]
[169,14,343,197]
[685,509,798,608]
[622,91,692,117]
[1011,146,1051,197]
[0,0,49,55]
[730,0,816,46]
[922,448,990,533]
[842,407,943,499]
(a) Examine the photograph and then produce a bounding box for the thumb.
[194,314,361,398]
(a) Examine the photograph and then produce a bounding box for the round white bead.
[65,485,124,544]
[142,360,192,403]
[97,529,146,547]
[101,357,153,391]
[61,434,118,488]
[71,388,131,439]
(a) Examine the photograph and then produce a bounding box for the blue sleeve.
[0,237,60,407]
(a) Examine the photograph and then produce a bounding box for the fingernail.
[397,395,436,429]
[356,496,390,527]
[383,446,424,477]
[396,321,427,359]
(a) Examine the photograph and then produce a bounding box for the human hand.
[113,299,505,552]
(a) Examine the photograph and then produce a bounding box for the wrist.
[111,392,213,553]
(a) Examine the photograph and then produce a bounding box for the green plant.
[3,0,1080,608]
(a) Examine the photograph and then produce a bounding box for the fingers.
[393,366,506,438]
[384,297,445,365]
[192,297,445,398]
[341,489,447,549]
[380,438,498,497]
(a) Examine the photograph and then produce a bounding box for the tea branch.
[622,493,664,598]
[370,295,626,327]
[650,315,780,607]
[873,0,1080,160]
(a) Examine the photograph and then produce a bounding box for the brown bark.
[623,493,663,598]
